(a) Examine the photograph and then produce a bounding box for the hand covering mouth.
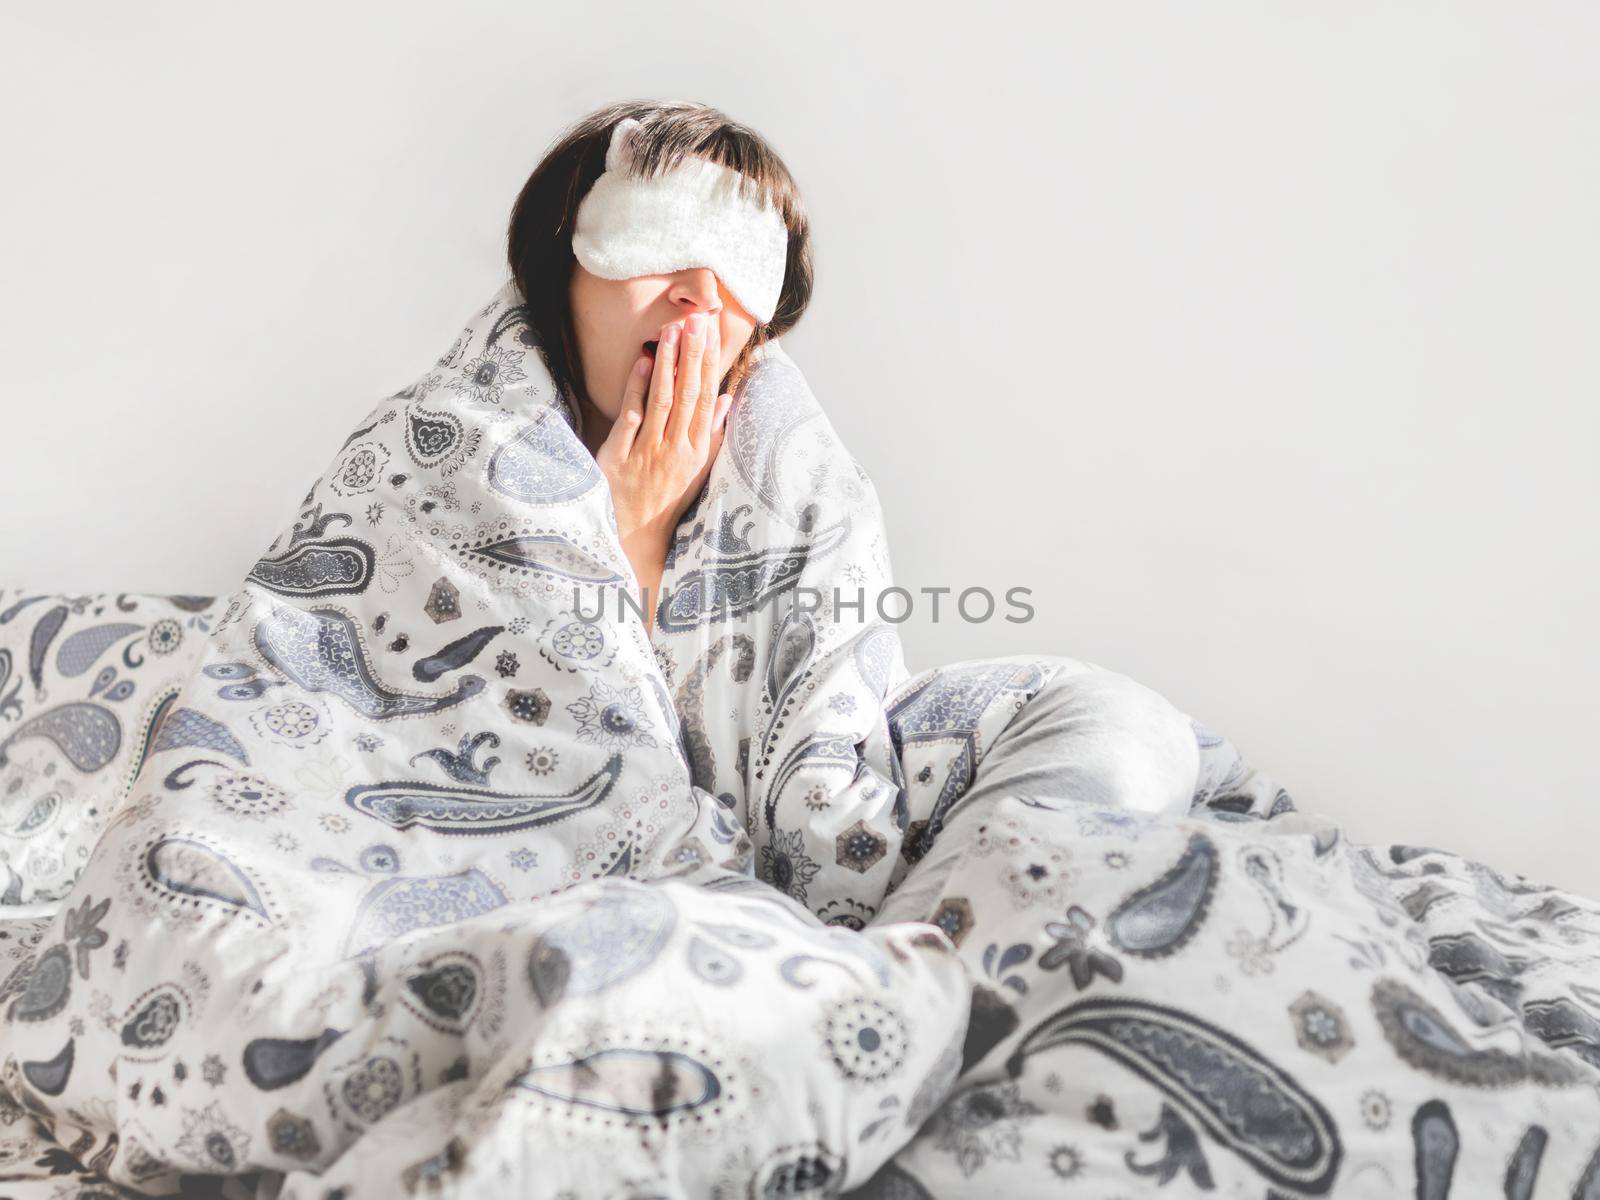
[642,338,659,359]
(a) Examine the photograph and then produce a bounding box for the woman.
[506,99,811,615]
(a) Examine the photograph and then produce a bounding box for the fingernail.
[688,313,705,335]
[635,355,651,375]
[664,325,680,344]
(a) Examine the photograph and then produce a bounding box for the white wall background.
[2,2,1595,891]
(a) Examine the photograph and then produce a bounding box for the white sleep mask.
[571,117,789,325]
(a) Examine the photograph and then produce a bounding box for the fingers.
[665,313,707,443]
[601,352,652,462]
[689,318,721,447]
[696,393,734,492]
[640,321,680,446]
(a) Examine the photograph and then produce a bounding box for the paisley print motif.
[411,625,503,683]
[527,885,677,1005]
[124,684,184,800]
[344,869,507,955]
[248,538,375,598]
[511,1048,722,1120]
[242,1028,346,1091]
[21,1039,75,1097]
[139,835,276,927]
[655,519,850,633]
[1107,832,1218,958]
[152,706,250,764]
[0,701,121,772]
[2,788,64,838]
[450,530,623,585]
[405,406,462,465]
[1505,1125,1549,1200]
[0,592,50,623]
[8,943,74,1023]
[401,954,482,1032]
[403,403,480,476]
[55,623,142,677]
[120,988,186,1050]
[486,410,601,506]
[28,603,69,688]
[1411,1099,1458,1200]
[345,753,620,835]
[851,621,899,698]
[253,604,484,720]
[454,534,627,588]
[1005,997,1343,1194]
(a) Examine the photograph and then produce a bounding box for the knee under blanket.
[3,284,1600,1198]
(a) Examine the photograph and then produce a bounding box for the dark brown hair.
[506,99,814,422]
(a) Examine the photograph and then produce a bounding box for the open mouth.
[642,339,659,359]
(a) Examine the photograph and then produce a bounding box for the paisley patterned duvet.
[1,283,1597,1197]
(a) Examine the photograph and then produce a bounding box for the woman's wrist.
[619,518,673,567]
[619,523,672,622]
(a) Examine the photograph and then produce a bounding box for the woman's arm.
[595,312,731,638]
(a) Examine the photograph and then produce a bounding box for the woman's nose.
[670,266,722,313]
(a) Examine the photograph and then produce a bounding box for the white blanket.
[3,284,1599,1198]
